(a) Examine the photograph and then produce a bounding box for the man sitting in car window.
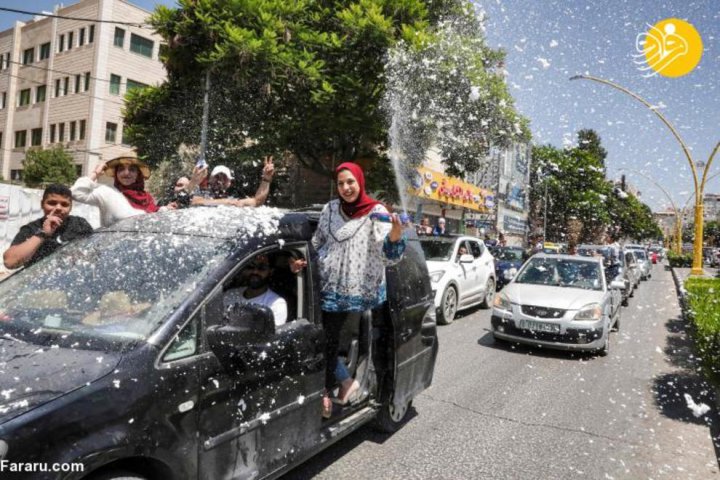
[456,245,468,261]
[224,254,287,326]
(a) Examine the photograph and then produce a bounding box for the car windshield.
[0,231,232,349]
[515,258,603,290]
[420,240,455,261]
[633,250,647,260]
[495,248,524,261]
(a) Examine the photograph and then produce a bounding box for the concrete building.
[0,0,166,180]
[703,193,720,221]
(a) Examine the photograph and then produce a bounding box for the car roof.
[418,235,481,243]
[104,206,312,241]
[530,253,602,264]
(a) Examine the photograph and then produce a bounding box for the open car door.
[385,235,438,410]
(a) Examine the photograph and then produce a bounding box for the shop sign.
[410,166,494,213]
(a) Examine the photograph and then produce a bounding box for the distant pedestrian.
[3,184,93,269]
[416,217,433,236]
[432,217,447,236]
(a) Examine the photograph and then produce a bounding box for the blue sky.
[2,1,718,211]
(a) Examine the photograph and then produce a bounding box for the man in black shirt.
[3,184,93,269]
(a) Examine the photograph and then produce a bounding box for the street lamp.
[570,74,720,275]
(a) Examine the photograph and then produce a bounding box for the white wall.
[0,183,100,273]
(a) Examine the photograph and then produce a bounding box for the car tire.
[373,398,412,433]
[612,309,621,332]
[90,472,147,480]
[437,285,458,325]
[621,295,629,307]
[480,278,496,309]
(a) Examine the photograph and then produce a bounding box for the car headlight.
[493,293,512,311]
[574,303,602,321]
[0,439,8,459]
[429,271,445,283]
[503,267,518,280]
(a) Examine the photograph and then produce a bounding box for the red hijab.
[335,162,381,218]
[114,167,159,213]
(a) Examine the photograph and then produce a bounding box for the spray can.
[369,212,411,224]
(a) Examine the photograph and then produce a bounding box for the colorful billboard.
[409,166,494,213]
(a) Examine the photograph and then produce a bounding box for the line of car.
[419,235,659,356]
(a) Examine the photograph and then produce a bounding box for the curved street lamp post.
[570,75,720,275]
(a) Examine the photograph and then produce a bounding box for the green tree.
[22,147,77,188]
[124,0,527,201]
[576,129,607,169]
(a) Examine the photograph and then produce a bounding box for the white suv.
[419,235,496,324]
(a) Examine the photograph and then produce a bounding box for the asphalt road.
[286,264,720,479]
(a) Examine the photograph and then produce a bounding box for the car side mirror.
[206,303,275,368]
[610,279,625,290]
[459,254,474,263]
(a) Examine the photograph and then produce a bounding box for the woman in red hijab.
[72,154,173,227]
[310,162,406,418]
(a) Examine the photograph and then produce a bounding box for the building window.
[75,164,83,177]
[63,77,69,96]
[58,123,65,142]
[105,122,117,143]
[129,34,154,58]
[69,121,77,141]
[84,72,91,91]
[58,34,65,52]
[75,74,82,93]
[22,47,34,65]
[89,25,95,43]
[126,79,148,92]
[68,31,74,50]
[0,53,7,70]
[14,130,26,148]
[40,42,51,60]
[79,119,86,140]
[31,128,42,146]
[54,79,61,97]
[0,92,5,109]
[10,169,23,181]
[114,28,125,48]
[79,28,86,46]
[121,126,130,145]
[36,85,46,103]
[18,88,31,107]
[109,74,121,95]
[50,124,56,143]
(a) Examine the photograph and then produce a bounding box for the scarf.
[335,162,381,219]
[114,175,159,213]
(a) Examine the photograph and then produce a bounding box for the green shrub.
[668,251,693,268]
[685,277,720,385]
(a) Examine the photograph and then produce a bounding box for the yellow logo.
[634,18,703,78]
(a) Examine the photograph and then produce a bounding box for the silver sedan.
[491,254,624,356]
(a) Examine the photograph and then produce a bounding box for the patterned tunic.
[312,200,406,312]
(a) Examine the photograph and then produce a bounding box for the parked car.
[621,249,642,298]
[491,253,624,355]
[625,244,652,280]
[577,244,633,307]
[0,206,439,480]
[648,245,665,262]
[419,235,496,325]
[492,246,529,289]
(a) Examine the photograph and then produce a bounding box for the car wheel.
[480,278,496,309]
[621,295,629,307]
[437,285,458,325]
[613,309,621,332]
[373,398,412,433]
[90,472,147,480]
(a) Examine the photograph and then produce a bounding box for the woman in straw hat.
[72,154,174,227]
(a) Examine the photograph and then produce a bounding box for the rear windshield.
[0,232,232,348]
[420,240,455,261]
[495,248,524,261]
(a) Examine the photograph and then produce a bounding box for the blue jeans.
[335,358,350,382]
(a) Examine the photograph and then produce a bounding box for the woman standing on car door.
[311,162,406,418]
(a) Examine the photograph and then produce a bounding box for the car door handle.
[399,328,413,342]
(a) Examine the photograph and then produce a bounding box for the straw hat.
[105,154,151,179]
[82,291,151,326]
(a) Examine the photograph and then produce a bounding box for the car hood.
[0,340,121,424]
[502,284,605,310]
[426,260,453,273]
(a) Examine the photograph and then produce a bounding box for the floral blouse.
[312,200,406,312]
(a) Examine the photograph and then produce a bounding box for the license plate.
[519,320,560,333]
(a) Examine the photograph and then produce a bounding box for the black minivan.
[0,206,438,480]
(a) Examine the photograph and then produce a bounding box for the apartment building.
[0,0,166,180]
